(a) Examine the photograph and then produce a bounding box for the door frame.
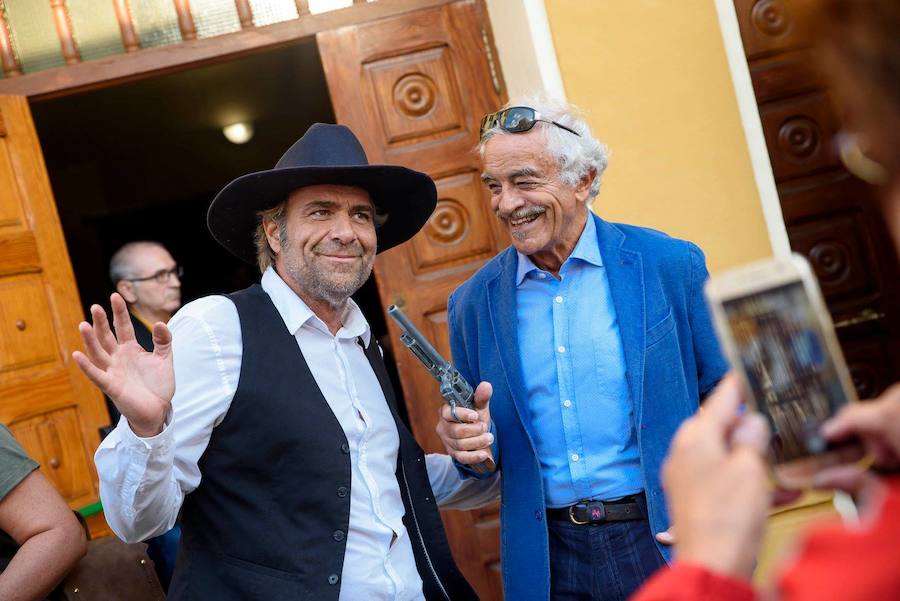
[0,0,453,101]
[713,0,792,256]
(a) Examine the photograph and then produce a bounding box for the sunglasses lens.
[480,106,541,138]
[480,114,492,137]
[501,107,536,133]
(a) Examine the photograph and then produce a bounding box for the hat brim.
[207,164,437,264]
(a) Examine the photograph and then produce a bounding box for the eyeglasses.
[479,106,581,139]
[127,266,183,284]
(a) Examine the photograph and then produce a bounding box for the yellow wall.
[543,0,772,273]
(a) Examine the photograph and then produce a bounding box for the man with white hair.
[435,99,728,600]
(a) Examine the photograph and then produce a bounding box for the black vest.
[167,285,477,601]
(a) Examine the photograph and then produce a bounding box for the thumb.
[474,381,492,414]
[730,413,770,454]
[655,526,675,546]
[152,322,173,359]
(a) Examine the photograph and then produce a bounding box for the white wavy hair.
[478,95,609,206]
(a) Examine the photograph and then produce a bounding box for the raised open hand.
[73,293,174,437]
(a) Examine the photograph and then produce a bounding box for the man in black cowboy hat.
[76,124,497,601]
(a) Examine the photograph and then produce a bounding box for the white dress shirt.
[95,267,499,601]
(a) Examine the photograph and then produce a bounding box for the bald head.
[110,241,181,323]
[110,241,165,282]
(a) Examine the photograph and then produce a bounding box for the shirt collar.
[569,211,603,268]
[260,267,371,345]
[514,211,603,286]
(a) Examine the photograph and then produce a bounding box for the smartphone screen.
[723,281,851,463]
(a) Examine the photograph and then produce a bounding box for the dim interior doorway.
[30,36,410,425]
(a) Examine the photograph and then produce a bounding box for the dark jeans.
[145,524,181,592]
[547,495,667,601]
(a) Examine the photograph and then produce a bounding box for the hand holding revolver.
[388,305,497,473]
[435,381,497,472]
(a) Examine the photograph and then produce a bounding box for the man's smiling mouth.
[508,207,546,227]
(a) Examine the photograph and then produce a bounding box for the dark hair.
[811,0,900,113]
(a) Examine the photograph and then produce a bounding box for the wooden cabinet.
[0,96,108,517]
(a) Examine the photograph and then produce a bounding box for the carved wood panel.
[408,170,498,272]
[759,92,841,180]
[9,405,94,503]
[365,45,466,147]
[787,213,874,300]
[843,338,891,400]
[733,0,900,395]
[733,0,805,59]
[319,2,507,597]
[0,274,60,373]
[0,96,109,514]
[748,49,822,103]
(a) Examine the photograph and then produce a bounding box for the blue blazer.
[447,214,728,600]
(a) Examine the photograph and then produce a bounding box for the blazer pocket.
[645,308,675,348]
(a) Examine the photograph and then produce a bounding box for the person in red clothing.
[632,0,900,599]
[632,379,900,601]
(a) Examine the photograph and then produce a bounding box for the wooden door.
[734,0,900,397]
[0,96,109,526]
[319,1,507,598]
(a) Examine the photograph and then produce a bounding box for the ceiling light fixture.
[223,122,254,144]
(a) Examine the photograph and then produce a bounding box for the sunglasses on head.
[479,106,581,139]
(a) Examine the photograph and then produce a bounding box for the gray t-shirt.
[0,424,39,559]
[0,424,38,501]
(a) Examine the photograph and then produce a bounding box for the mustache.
[498,205,546,221]
[313,241,366,257]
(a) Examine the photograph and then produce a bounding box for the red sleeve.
[777,477,900,601]
[630,562,756,601]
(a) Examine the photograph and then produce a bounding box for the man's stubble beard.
[280,230,374,308]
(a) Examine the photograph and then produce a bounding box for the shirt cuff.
[116,408,174,453]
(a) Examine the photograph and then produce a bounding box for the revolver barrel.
[387,304,496,475]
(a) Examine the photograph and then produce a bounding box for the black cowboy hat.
[207,123,436,263]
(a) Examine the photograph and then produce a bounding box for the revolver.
[387,304,496,474]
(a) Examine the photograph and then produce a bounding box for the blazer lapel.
[595,216,646,424]
[485,249,538,443]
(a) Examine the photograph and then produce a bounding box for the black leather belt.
[546,495,643,525]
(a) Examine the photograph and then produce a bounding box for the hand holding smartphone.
[705,254,864,489]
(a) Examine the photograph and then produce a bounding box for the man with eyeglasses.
[105,240,184,590]
[435,98,728,600]
[109,241,182,352]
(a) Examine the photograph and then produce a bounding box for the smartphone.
[705,253,862,489]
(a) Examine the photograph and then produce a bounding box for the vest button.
[337,486,348,498]
[340,442,350,454]
[328,574,339,585]
[333,530,345,542]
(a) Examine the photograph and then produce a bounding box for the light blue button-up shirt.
[515,214,642,507]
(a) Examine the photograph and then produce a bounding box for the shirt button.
[557,346,566,353]
[333,530,345,542]
[328,574,339,585]
[571,453,580,462]
[340,442,350,454]
[555,295,563,303]
[563,399,572,408]
[337,486,348,498]
[538,273,547,279]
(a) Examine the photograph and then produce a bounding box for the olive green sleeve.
[0,425,39,501]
